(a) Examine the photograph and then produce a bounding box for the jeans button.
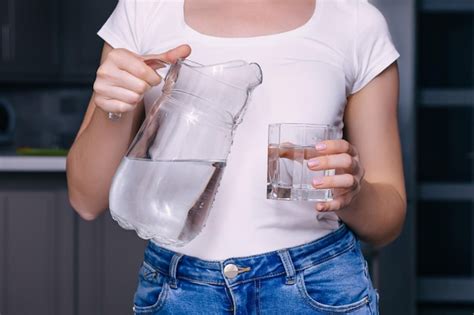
[224,264,239,279]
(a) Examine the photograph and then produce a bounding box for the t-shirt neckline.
[181,0,323,42]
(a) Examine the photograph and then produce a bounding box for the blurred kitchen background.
[0,0,473,314]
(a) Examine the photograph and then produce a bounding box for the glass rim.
[268,123,337,130]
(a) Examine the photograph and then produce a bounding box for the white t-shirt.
[98,0,399,260]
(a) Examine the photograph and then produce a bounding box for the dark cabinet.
[0,0,60,81]
[0,190,74,315]
[418,12,474,88]
[0,0,11,63]
[0,0,117,83]
[416,2,474,313]
[77,211,146,315]
[417,106,473,183]
[61,0,117,82]
[0,174,147,315]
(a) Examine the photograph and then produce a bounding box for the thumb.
[142,44,192,69]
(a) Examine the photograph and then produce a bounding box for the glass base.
[267,185,333,202]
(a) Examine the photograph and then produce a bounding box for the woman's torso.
[136,0,360,259]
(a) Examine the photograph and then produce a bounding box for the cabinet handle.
[1,24,10,61]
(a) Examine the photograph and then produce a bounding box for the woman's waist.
[157,207,341,261]
[146,223,351,285]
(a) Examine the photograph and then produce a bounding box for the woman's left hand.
[307,139,365,212]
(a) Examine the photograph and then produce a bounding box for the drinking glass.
[267,123,337,201]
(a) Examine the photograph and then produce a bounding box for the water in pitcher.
[267,144,334,201]
[109,157,225,245]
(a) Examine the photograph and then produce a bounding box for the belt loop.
[277,250,296,285]
[169,253,183,289]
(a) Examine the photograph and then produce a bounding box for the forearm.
[336,178,406,248]
[66,103,144,220]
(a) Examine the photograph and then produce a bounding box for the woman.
[67,0,406,313]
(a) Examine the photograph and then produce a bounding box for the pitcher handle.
[143,57,172,77]
[107,57,171,121]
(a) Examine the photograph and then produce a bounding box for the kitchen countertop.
[0,156,66,172]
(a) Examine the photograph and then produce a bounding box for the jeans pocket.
[296,245,371,313]
[133,262,169,314]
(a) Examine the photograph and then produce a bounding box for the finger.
[307,153,357,173]
[316,198,345,212]
[315,139,358,156]
[94,95,135,114]
[94,84,142,105]
[144,44,192,65]
[96,63,153,94]
[111,69,152,94]
[312,174,357,190]
[110,49,162,86]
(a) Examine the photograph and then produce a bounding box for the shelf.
[0,156,66,172]
[422,0,474,12]
[420,89,474,106]
[418,277,474,303]
[419,183,474,200]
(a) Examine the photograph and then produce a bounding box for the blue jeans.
[133,224,379,314]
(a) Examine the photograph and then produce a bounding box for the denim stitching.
[169,253,183,289]
[296,272,370,313]
[229,271,287,286]
[295,240,356,273]
[142,261,158,274]
[255,279,261,315]
[357,243,376,315]
[226,240,356,286]
[144,239,355,288]
[277,250,296,285]
[228,242,354,287]
[224,286,235,312]
[294,242,372,313]
[374,290,380,315]
[361,254,378,315]
[221,260,238,315]
[171,241,355,287]
[133,280,170,314]
[178,275,226,286]
[368,294,375,315]
[143,261,169,277]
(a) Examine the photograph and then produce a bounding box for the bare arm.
[340,63,406,247]
[67,43,191,220]
[66,43,148,220]
[308,63,406,247]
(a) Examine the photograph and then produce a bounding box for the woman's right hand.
[92,45,192,116]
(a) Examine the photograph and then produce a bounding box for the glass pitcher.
[109,59,263,246]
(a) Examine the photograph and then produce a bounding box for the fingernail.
[308,159,319,168]
[315,143,327,151]
[313,177,324,186]
[316,203,325,211]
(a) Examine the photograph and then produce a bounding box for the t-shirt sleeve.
[97,0,155,54]
[350,1,400,94]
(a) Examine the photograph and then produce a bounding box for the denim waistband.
[144,224,356,287]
